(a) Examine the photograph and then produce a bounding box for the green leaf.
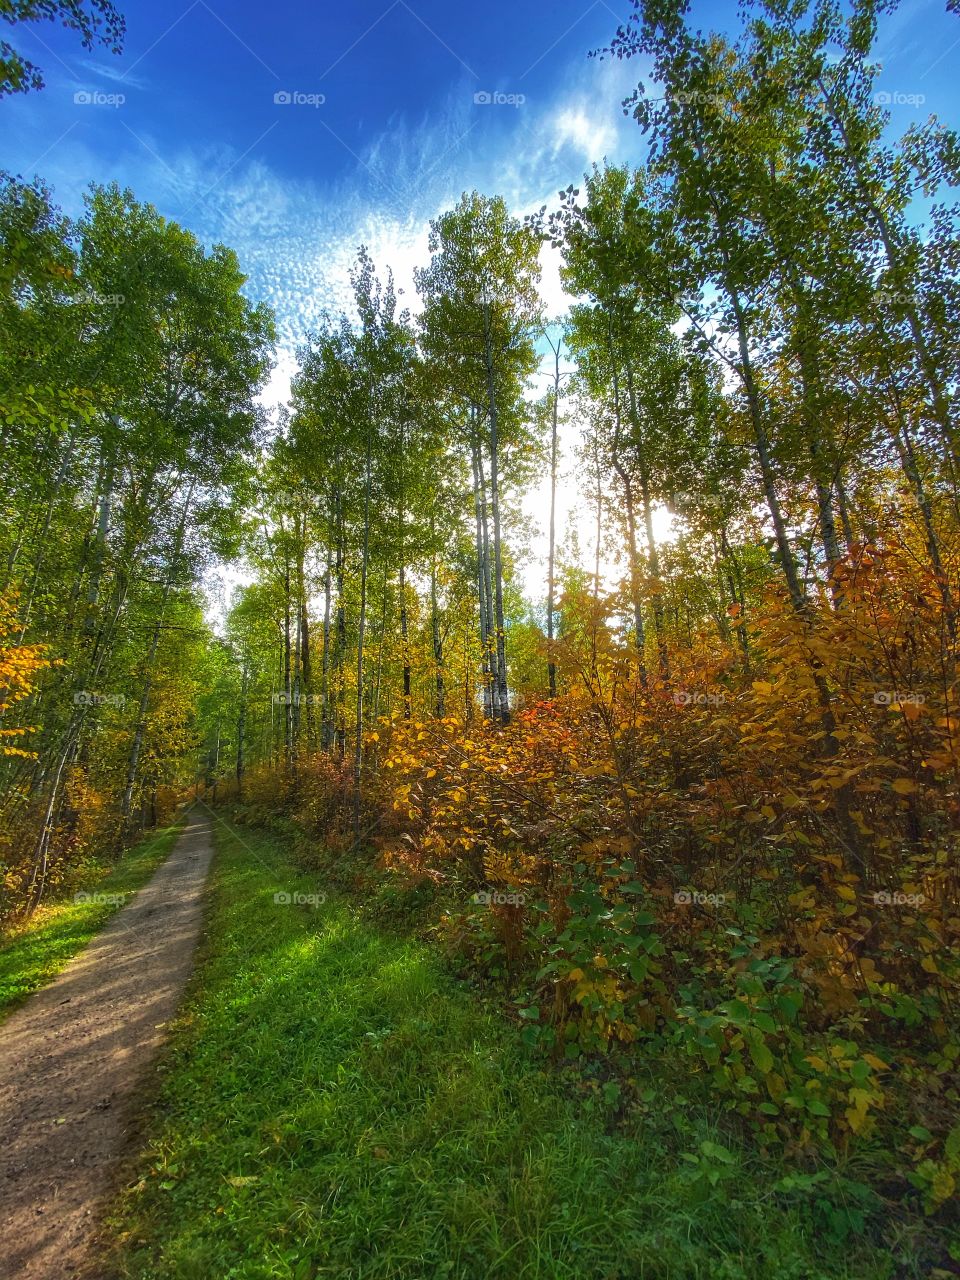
[700,1140,736,1165]
[747,1036,774,1075]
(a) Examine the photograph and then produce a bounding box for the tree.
[416,192,542,722]
[1,0,124,96]
[539,320,572,698]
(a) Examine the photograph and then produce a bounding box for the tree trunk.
[321,543,333,750]
[606,309,647,672]
[430,535,445,717]
[546,355,560,698]
[283,551,293,770]
[399,563,411,719]
[334,487,347,760]
[353,418,374,841]
[624,360,668,676]
[472,430,497,720]
[482,302,510,723]
[236,661,248,796]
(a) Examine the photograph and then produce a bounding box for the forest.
[1,0,959,1275]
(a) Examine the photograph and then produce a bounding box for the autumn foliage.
[229,521,960,1212]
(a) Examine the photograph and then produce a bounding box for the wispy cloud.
[19,47,643,372]
[2,30,649,600]
[78,58,147,89]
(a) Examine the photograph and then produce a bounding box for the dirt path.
[0,809,214,1279]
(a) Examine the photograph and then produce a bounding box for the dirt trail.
[0,809,213,1279]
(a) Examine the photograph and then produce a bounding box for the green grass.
[103,817,904,1280]
[0,819,183,1019]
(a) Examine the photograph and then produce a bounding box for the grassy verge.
[103,816,905,1280]
[0,818,184,1019]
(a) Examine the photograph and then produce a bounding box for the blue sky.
[4,0,957,379]
[5,0,650,375]
[3,0,958,599]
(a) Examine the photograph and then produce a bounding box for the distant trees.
[213,192,545,801]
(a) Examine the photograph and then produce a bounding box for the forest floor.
[0,806,932,1278]
[95,813,903,1280]
[0,810,213,1280]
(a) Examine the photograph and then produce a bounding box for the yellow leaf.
[765,1072,786,1100]
[891,778,917,795]
[931,1167,956,1208]
[845,1106,870,1134]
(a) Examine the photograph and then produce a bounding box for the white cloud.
[551,104,617,161]
[257,348,299,416]
[78,59,147,88]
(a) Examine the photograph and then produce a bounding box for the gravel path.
[0,809,213,1279]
